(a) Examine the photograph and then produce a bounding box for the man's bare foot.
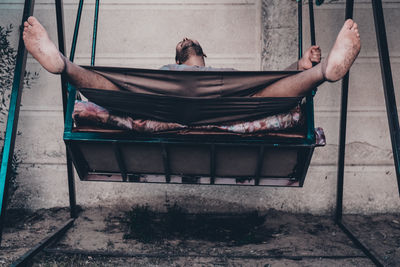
[23,16,65,74]
[322,19,361,82]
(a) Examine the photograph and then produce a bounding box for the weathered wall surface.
[1,0,399,214]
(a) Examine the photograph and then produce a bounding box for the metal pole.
[91,0,100,66]
[55,0,67,118]
[0,0,35,244]
[306,0,316,141]
[335,0,354,224]
[337,221,384,266]
[69,0,84,101]
[10,219,74,267]
[372,0,400,196]
[297,0,303,60]
[70,0,84,62]
[55,0,77,218]
[308,0,316,46]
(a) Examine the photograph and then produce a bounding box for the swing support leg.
[10,219,74,267]
[0,0,35,245]
[8,1,78,264]
[335,0,399,266]
[55,0,78,219]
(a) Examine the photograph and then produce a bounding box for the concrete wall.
[1,0,400,214]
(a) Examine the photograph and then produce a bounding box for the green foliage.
[0,147,20,201]
[0,25,14,114]
[0,24,38,199]
[0,24,38,120]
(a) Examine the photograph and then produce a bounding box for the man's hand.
[298,45,321,70]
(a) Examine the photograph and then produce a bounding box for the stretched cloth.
[79,66,303,125]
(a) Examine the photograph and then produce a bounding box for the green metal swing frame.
[2,1,399,266]
[2,0,318,244]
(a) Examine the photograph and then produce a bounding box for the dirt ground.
[0,206,399,266]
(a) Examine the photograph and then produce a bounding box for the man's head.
[175,38,207,66]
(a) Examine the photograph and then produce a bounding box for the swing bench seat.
[63,67,324,187]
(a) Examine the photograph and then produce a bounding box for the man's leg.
[254,19,361,97]
[23,16,119,91]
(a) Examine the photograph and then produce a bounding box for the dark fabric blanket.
[79,66,303,125]
[73,100,303,133]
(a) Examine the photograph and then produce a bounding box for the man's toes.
[344,19,354,29]
[27,16,38,25]
[24,21,29,27]
[27,16,35,25]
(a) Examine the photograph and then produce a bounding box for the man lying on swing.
[22,16,360,99]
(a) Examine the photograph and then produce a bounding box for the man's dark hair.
[175,39,207,64]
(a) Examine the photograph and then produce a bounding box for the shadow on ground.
[123,203,267,245]
[1,206,399,266]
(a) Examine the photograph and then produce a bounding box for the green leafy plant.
[0,24,38,199]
